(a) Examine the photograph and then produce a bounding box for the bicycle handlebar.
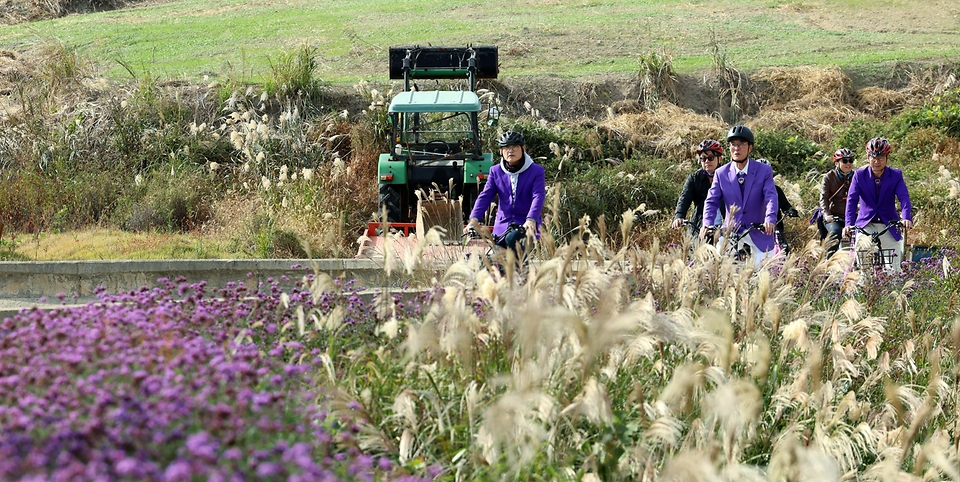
[465,223,527,243]
[705,222,764,235]
[853,220,903,239]
[496,223,526,243]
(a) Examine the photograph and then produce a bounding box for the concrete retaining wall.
[0,259,391,300]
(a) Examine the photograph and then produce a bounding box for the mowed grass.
[0,0,957,84]
[2,229,249,261]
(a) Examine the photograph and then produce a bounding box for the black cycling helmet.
[866,137,891,157]
[498,131,525,148]
[726,125,755,145]
[697,139,724,156]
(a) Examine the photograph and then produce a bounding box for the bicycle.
[464,223,529,276]
[847,220,904,271]
[704,222,767,263]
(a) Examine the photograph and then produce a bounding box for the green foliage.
[505,119,636,180]
[833,118,885,158]
[0,237,28,261]
[106,64,233,174]
[264,44,325,99]
[753,127,822,177]
[118,167,214,232]
[0,167,126,233]
[894,88,960,139]
[557,158,678,239]
[896,127,949,169]
[502,120,573,165]
[246,213,309,258]
[637,48,677,110]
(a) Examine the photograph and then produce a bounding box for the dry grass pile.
[0,50,34,96]
[591,65,956,154]
[593,66,889,158]
[598,103,726,161]
[749,67,859,142]
[855,87,909,119]
[0,0,161,25]
[898,63,960,104]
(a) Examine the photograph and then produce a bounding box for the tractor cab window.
[403,111,475,155]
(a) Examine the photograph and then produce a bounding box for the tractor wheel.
[378,184,402,223]
[461,183,479,223]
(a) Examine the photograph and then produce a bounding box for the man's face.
[501,144,523,165]
[728,139,752,162]
[699,151,720,174]
[835,156,855,174]
[868,154,888,173]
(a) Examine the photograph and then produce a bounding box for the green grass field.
[1,0,957,84]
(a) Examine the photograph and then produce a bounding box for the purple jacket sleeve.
[894,171,913,222]
[469,169,499,222]
[761,166,778,225]
[703,165,725,228]
[845,169,863,227]
[526,164,546,225]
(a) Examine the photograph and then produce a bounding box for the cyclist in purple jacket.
[842,137,913,272]
[464,131,546,255]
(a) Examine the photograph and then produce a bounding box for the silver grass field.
[306,194,960,481]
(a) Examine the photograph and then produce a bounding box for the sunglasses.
[699,154,717,161]
[838,158,854,164]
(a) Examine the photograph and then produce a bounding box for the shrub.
[264,44,326,100]
[752,127,822,177]
[245,212,310,259]
[893,88,960,139]
[556,157,677,243]
[896,126,951,169]
[504,119,635,180]
[833,118,886,157]
[118,167,214,232]
[637,48,677,110]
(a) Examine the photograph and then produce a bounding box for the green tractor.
[374,45,500,235]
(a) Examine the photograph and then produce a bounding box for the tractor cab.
[375,46,499,235]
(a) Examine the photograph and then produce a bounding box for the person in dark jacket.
[672,139,724,238]
[464,130,546,257]
[817,148,855,257]
[755,158,800,254]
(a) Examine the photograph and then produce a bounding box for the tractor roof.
[388,90,482,113]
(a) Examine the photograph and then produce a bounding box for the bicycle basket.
[856,247,898,269]
[734,243,752,263]
[877,248,898,268]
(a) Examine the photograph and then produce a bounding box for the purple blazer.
[844,166,912,241]
[470,155,546,236]
[703,158,779,252]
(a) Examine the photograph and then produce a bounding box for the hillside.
[1,1,959,259]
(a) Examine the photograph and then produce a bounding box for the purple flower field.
[0,275,431,481]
